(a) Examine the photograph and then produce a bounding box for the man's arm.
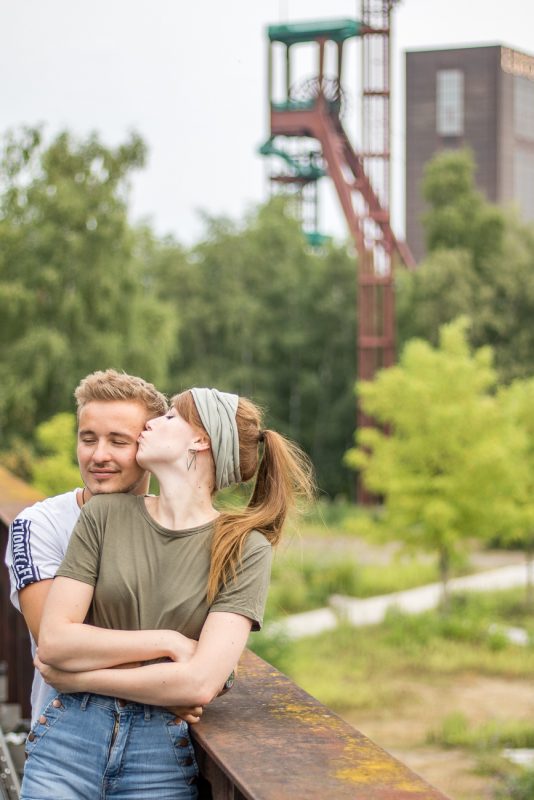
[19,579,54,643]
[5,501,74,636]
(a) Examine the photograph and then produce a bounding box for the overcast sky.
[3,0,533,245]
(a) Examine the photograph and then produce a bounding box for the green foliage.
[268,554,361,614]
[381,592,524,652]
[246,627,294,675]
[497,379,534,545]
[497,378,534,604]
[495,769,534,800]
[153,197,358,496]
[0,126,177,443]
[398,149,534,381]
[345,318,518,590]
[422,148,505,268]
[32,413,79,494]
[274,589,534,715]
[303,497,375,530]
[35,411,77,454]
[267,554,439,616]
[356,560,439,596]
[429,712,534,751]
[396,248,475,348]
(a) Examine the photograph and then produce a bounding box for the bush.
[429,712,534,751]
[247,626,294,676]
[268,556,361,615]
[303,498,372,531]
[267,553,440,617]
[495,768,534,800]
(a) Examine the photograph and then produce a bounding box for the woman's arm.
[38,576,196,671]
[37,610,252,706]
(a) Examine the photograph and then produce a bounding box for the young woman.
[21,387,314,800]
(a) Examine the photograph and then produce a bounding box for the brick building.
[405,44,534,261]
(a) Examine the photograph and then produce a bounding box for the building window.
[436,69,464,136]
[514,148,534,220]
[514,75,534,140]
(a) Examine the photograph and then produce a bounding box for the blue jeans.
[21,693,199,800]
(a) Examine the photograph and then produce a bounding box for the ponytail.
[207,428,314,603]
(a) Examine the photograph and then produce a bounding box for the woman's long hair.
[172,391,315,603]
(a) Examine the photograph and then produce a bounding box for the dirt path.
[343,675,534,800]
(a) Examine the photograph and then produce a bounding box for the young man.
[5,369,193,724]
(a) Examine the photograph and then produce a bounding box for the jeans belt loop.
[80,693,91,711]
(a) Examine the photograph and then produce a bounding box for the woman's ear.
[193,436,211,453]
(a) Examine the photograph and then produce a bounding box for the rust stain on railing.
[192,650,450,799]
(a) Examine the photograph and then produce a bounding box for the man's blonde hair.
[74,369,168,421]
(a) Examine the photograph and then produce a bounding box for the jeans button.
[27,732,36,742]
[117,699,127,708]
[177,737,189,747]
[52,698,63,708]
[38,715,47,725]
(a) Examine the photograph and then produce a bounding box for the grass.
[428,714,534,800]
[267,554,439,615]
[429,712,534,751]
[494,769,534,800]
[249,589,534,713]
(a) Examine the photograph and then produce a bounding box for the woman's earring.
[187,449,197,471]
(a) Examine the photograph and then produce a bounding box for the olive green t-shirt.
[56,494,272,639]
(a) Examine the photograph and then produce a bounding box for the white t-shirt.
[5,489,81,724]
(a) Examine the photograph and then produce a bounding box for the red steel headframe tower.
[260,4,414,499]
[262,6,414,383]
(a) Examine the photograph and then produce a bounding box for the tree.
[149,198,358,496]
[422,148,505,269]
[498,378,534,606]
[0,127,177,444]
[396,248,475,347]
[345,318,517,602]
[397,149,534,381]
[32,413,80,495]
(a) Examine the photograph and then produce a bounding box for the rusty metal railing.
[191,649,449,799]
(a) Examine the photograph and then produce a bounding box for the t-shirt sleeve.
[6,511,65,610]
[55,505,102,587]
[210,532,272,631]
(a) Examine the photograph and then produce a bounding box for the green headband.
[190,388,241,490]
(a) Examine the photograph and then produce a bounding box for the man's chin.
[82,469,148,498]
[85,480,126,495]
[84,477,147,497]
